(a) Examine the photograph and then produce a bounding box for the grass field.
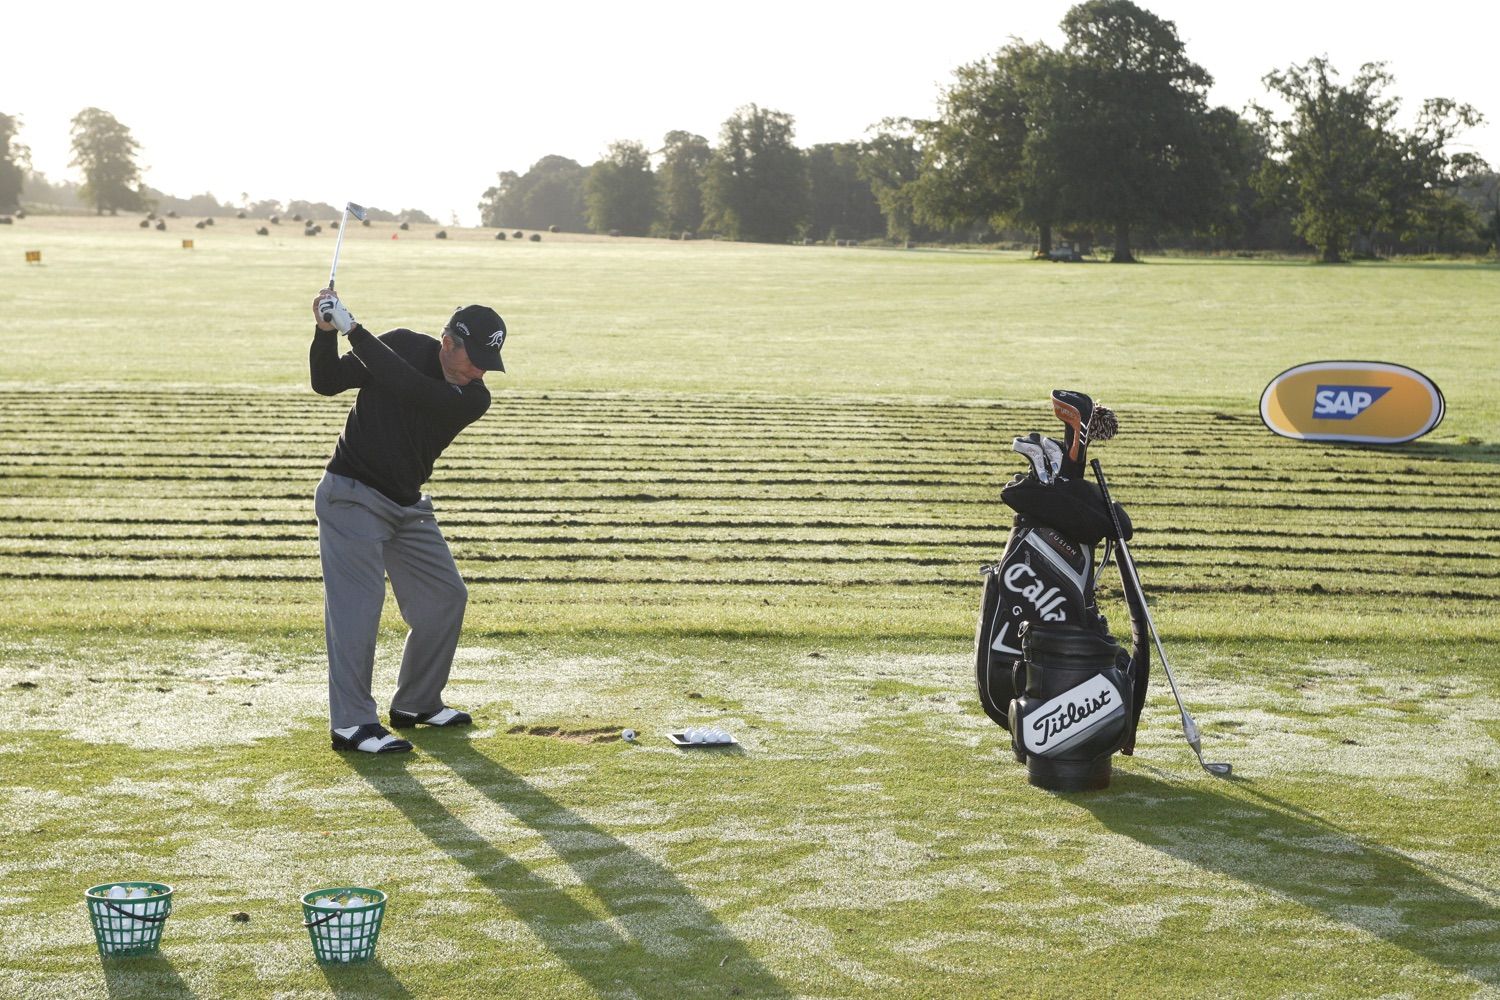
[0,215,1497,999]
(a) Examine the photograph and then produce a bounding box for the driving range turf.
[1,216,1497,998]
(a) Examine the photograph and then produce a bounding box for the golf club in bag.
[974,390,1150,790]
[320,201,368,323]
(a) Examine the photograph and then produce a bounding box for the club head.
[1201,760,1233,778]
[345,202,368,222]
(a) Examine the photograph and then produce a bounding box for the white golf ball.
[128,887,148,899]
[107,885,128,899]
[347,895,365,908]
[688,729,705,743]
[622,728,636,742]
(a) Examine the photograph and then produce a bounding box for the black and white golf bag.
[974,390,1151,791]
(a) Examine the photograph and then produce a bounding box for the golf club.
[321,201,368,322]
[1092,458,1232,778]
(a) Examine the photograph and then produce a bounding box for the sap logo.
[1313,385,1390,419]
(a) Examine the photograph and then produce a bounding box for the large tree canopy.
[658,131,711,236]
[1045,0,1228,260]
[804,142,884,242]
[1256,58,1484,261]
[0,112,28,212]
[478,155,587,231]
[911,42,1058,248]
[69,107,147,215]
[585,140,657,236]
[703,105,807,243]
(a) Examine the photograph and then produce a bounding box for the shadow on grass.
[99,953,195,999]
[1080,771,1499,987]
[315,956,415,999]
[344,737,789,999]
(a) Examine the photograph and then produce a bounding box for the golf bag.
[974,390,1152,788]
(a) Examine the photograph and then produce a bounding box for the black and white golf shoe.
[389,707,473,729]
[331,723,413,753]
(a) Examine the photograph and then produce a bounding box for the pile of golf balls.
[96,885,165,953]
[684,727,732,744]
[311,894,373,962]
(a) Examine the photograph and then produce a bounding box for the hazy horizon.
[6,0,1497,226]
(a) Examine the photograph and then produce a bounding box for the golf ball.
[107,885,128,899]
[622,729,636,742]
[688,729,705,743]
[128,887,148,899]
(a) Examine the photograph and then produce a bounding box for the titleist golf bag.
[974,390,1151,791]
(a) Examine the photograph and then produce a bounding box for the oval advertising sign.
[1260,361,1445,444]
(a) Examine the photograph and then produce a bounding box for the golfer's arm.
[346,328,484,413]
[309,328,369,395]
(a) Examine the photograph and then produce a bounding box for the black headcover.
[1001,474,1132,547]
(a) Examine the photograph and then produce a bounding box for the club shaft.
[327,205,351,290]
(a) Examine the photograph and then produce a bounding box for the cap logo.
[487,330,505,349]
[454,321,471,339]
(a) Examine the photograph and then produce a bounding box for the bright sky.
[6,1,1496,226]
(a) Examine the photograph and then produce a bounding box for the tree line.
[5,1,1496,260]
[480,1,1495,260]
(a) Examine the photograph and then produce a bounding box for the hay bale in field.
[139,219,150,228]
[292,213,303,222]
[529,233,541,242]
[399,222,409,230]
[194,221,205,229]
[330,220,339,230]
[361,218,370,227]
[269,215,279,225]
[236,210,246,219]
[435,229,447,239]
[512,230,523,238]
[204,217,214,226]
[304,226,318,236]
[494,231,507,240]
[256,226,269,236]
[146,211,156,220]
[155,220,166,230]
[548,224,558,233]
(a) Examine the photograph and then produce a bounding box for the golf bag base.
[1009,625,1133,792]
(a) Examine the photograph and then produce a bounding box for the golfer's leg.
[385,501,467,715]
[316,475,392,730]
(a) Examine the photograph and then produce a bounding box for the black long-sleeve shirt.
[310,326,490,506]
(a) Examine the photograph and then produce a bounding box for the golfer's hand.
[314,290,357,334]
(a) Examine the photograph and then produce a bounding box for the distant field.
[0,217,1496,999]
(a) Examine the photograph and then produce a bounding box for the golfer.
[309,289,507,753]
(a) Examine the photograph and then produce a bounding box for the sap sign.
[1261,361,1445,444]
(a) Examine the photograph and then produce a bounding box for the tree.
[1044,0,1228,261]
[69,108,147,215]
[1257,59,1485,261]
[805,142,884,242]
[910,42,1060,251]
[0,112,29,213]
[585,140,657,235]
[478,155,587,231]
[658,130,711,235]
[702,105,808,242]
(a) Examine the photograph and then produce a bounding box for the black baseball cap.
[446,305,507,372]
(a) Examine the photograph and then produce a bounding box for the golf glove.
[320,297,357,334]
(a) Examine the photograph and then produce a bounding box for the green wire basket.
[301,887,387,963]
[85,882,174,957]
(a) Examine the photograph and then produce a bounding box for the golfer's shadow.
[100,954,196,999]
[1080,771,1499,987]
[345,738,788,999]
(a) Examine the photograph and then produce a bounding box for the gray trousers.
[314,472,468,729]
